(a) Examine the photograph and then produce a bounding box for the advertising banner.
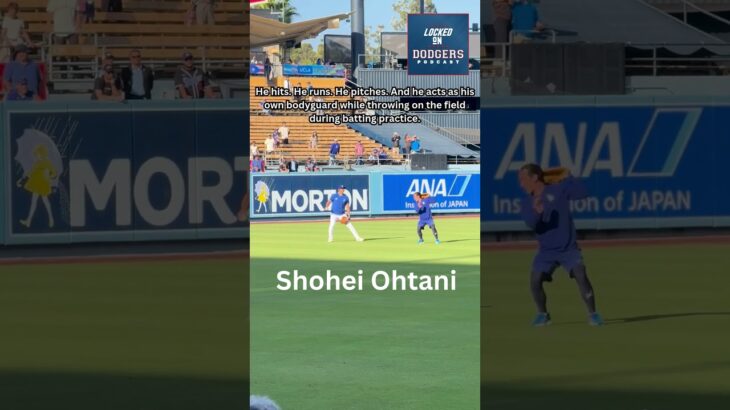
[382,172,480,213]
[481,103,730,231]
[250,64,346,77]
[3,102,247,244]
[250,173,369,218]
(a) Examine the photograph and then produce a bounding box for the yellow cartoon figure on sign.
[15,129,63,229]
[255,181,269,212]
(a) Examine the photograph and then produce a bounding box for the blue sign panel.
[251,173,370,218]
[408,13,469,75]
[481,104,730,231]
[4,102,247,244]
[250,64,346,77]
[382,172,480,213]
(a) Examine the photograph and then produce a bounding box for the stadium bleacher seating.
[6,0,245,87]
[250,75,397,164]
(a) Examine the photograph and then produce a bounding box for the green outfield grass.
[482,243,730,410]
[251,216,480,409]
[0,258,249,410]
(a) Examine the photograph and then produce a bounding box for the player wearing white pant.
[325,185,364,243]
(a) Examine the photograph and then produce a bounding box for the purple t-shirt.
[4,60,41,94]
[521,176,587,252]
[417,197,436,222]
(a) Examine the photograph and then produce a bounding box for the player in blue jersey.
[413,192,440,245]
[519,164,604,327]
[325,185,364,243]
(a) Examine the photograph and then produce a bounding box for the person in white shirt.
[46,0,78,44]
[1,2,36,62]
[264,136,275,154]
[194,0,215,25]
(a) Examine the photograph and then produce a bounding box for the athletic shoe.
[532,312,551,327]
[418,239,424,245]
[435,239,441,245]
[588,312,604,326]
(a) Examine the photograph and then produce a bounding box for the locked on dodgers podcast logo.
[408,13,469,75]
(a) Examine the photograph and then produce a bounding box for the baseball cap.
[338,185,346,189]
[182,52,193,60]
[14,44,29,53]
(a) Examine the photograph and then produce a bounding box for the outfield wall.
[481,96,730,232]
[0,101,247,246]
[250,170,480,219]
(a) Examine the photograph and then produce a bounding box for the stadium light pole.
[351,0,365,83]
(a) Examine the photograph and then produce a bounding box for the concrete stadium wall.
[0,100,247,246]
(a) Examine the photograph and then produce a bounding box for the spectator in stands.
[378,148,388,162]
[309,131,318,151]
[3,45,42,99]
[84,0,95,23]
[511,0,543,40]
[264,135,274,156]
[92,64,124,101]
[411,136,422,153]
[367,150,377,165]
[251,155,264,173]
[6,78,40,101]
[174,52,213,99]
[271,128,280,148]
[354,140,364,165]
[493,0,512,44]
[287,158,298,173]
[391,132,401,150]
[121,49,154,100]
[1,2,37,62]
[305,156,317,172]
[404,134,412,154]
[250,142,259,160]
[260,98,272,115]
[264,57,273,85]
[328,139,340,165]
[278,122,289,145]
[278,162,288,173]
[97,53,114,78]
[47,0,78,44]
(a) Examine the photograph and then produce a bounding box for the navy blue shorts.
[532,248,584,280]
[418,220,436,230]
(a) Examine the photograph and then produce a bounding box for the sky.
[286,0,480,49]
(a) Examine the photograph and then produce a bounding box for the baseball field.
[251,216,480,409]
[482,240,730,410]
[0,255,249,410]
